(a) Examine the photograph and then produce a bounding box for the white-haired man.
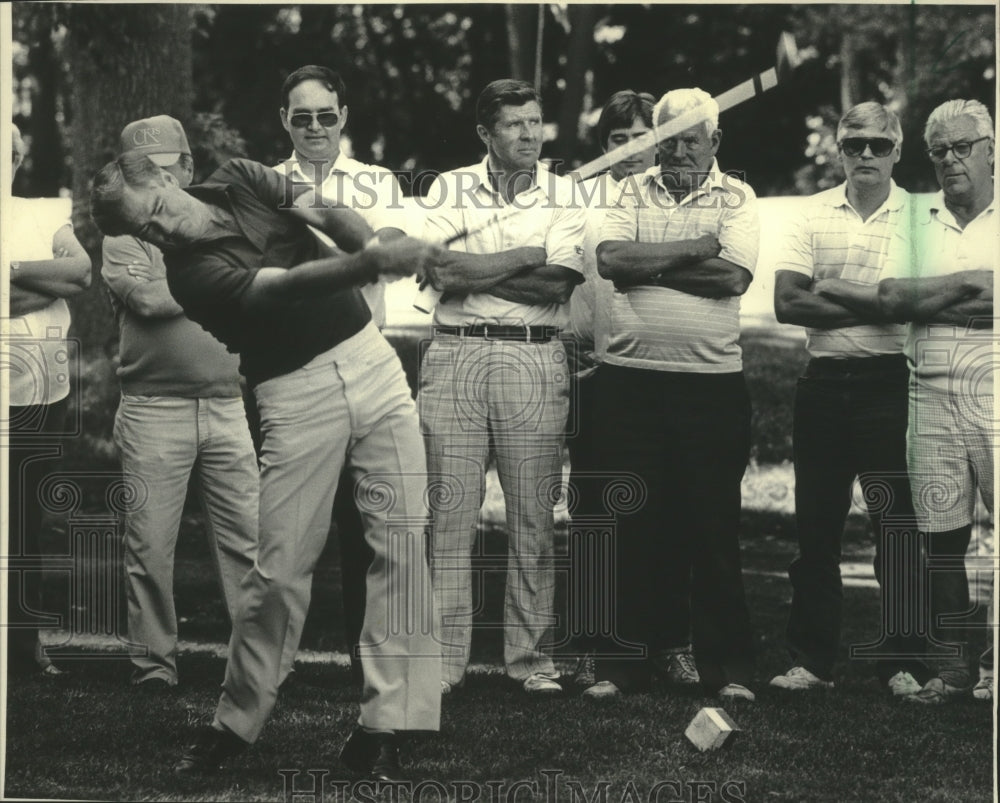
[770,102,929,697]
[589,87,759,699]
[823,99,996,704]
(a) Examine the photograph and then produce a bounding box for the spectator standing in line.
[589,88,759,700]
[102,115,259,692]
[770,102,929,697]
[419,79,584,696]
[564,90,703,689]
[273,65,411,684]
[5,123,91,677]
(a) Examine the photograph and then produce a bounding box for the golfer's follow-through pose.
[91,150,442,781]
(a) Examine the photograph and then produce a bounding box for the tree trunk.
[24,4,64,196]
[64,4,194,353]
[554,4,599,170]
[506,3,537,83]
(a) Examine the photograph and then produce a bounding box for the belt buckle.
[481,324,491,341]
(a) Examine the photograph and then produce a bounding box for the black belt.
[434,325,560,343]
[806,353,907,377]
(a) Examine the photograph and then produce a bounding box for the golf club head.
[775,31,801,83]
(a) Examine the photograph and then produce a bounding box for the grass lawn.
[4,328,995,802]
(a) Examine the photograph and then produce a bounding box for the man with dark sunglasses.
[274,65,412,689]
[771,101,929,697]
[820,99,995,705]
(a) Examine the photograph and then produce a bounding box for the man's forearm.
[11,255,91,297]
[648,259,751,298]
[485,264,581,305]
[429,247,547,295]
[878,272,986,322]
[813,278,885,320]
[922,295,994,328]
[597,235,717,285]
[10,285,57,316]
[242,253,375,313]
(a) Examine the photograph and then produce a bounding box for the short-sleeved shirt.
[566,172,620,367]
[903,192,996,393]
[422,158,584,327]
[599,160,759,373]
[273,152,410,328]
[7,199,73,406]
[102,235,242,397]
[775,181,910,358]
[164,158,371,387]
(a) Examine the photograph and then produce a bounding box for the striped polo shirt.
[775,181,910,358]
[599,160,759,373]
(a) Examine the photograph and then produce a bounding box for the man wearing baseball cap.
[101,114,260,693]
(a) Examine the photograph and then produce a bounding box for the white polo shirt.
[599,161,759,373]
[903,191,996,393]
[422,158,584,327]
[274,152,409,328]
[775,181,910,358]
[6,200,73,407]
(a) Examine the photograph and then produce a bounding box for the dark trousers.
[332,468,373,670]
[787,355,927,682]
[6,399,69,672]
[589,365,755,692]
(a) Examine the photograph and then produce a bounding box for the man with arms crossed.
[274,65,411,683]
[91,149,442,779]
[770,102,929,696]
[589,88,758,699]
[102,116,258,692]
[819,99,995,703]
[420,78,584,696]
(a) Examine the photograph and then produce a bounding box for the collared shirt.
[566,172,621,370]
[903,191,996,393]
[423,157,584,327]
[102,235,243,398]
[6,199,72,406]
[776,181,910,358]
[599,160,759,373]
[274,152,409,328]
[164,158,371,387]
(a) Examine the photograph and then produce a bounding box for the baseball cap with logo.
[119,115,191,167]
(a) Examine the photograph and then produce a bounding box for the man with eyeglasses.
[419,78,584,697]
[91,145,443,778]
[825,99,995,704]
[273,65,411,688]
[771,102,929,697]
[592,87,759,700]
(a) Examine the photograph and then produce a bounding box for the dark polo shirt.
[164,158,371,387]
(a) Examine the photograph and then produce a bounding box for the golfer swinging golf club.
[91,150,447,780]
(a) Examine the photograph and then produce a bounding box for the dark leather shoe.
[174,725,248,774]
[340,727,405,781]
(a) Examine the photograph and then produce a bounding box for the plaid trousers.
[419,336,569,684]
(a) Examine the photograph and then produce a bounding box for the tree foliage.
[9,3,995,352]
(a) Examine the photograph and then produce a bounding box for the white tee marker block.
[684,707,741,751]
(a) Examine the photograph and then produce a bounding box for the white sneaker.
[523,672,562,695]
[581,680,621,699]
[718,683,756,702]
[972,671,993,702]
[769,666,834,691]
[887,670,922,698]
[653,647,700,686]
